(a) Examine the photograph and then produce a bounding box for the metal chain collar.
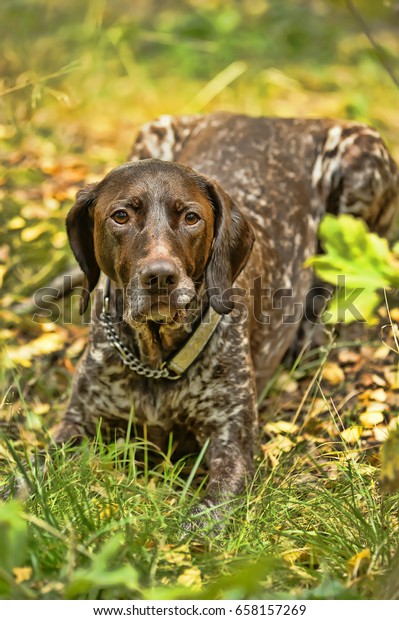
[99,310,174,380]
[98,278,222,381]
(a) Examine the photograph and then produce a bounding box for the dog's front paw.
[181,499,226,537]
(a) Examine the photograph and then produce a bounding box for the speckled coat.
[54,113,399,510]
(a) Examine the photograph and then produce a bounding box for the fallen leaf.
[322,362,345,385]
[66,337,87,359]
[347,549,371,580]
[32,403,50,415]
[264,420,299,435]
[337,349,360,365]
[6,332,65,366]
[369,388,387,403]
[359,390,372,402]
[365,402,386,414]
[261,435,296,459]
[374,345,390,360]
[43,197,60,211]
[162,544,192,566]
[51,231,67,249]
[99,503,119,520]
[373,426,389,442]
[307,398,328,417]
[360,412,385,427]
[20,205,50,219]
[41,582,64,595]
[8,216,26,230]
[177,566,202,588]
[64,358,76,373]
[274,371,299,394]
[341,426,362,444]
[389,416,399,431]
[389,307,399,322]
[384,368,399,390]
[21,222,49,242]
[12,566,32,584]
[371,374,386,387]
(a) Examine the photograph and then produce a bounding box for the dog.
[50,112,398,524]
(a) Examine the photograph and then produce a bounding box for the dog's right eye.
[112,210,129,224]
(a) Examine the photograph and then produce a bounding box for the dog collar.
[100,278,222,380]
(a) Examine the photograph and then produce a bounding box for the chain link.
[99,311,173,380]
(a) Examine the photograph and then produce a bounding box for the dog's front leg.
[185,401,257,534]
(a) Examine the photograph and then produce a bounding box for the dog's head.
[66,159,254,325]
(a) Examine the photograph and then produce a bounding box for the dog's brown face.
[66,160,254,325]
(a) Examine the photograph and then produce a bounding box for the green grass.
[1,409,399,600]
[1,0,399,601]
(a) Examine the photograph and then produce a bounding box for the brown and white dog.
[52,113,398,523]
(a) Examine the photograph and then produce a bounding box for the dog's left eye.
[112,210,129,224]
[184,212,200,225]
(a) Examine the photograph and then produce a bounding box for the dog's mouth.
[125,287,197,326]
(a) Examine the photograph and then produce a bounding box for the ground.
[1,0,399,601]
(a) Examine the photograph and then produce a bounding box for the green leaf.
[65,534,139,599]
[0,501,28,573]
[307,214,399,291]
[322,287,380,325]
[0,500,28,597]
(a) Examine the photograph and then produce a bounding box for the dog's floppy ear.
[66,184,100,314]
[204,177,255,314]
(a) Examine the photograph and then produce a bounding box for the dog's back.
[131,113,399,386]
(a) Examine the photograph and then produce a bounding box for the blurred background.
[1,3,399,600]
[1,0,399,411]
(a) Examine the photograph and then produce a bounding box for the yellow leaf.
[32,403,50,415]
[21,205,49,219]
[52,231,67,249]
[43,197,60,211]
[374,345,390,360]
[7,332,65,366]
[389,307,399,322]
[341,426,362,444]
[307,398,327,417]
[371,374,386,387]
[8,216,26,230]
[41,582,64,595]
[389,416,399,431]
[162,544,192,566]
[360,412,385,427]
[66,337,87,359]
[283,546,318,567]
[261,435,296,459]
[374,426,389,443]
[369,388,387,403]
[177,566,202,588]
[274,371,298,393]
[347,549,371,579]
[322,362,345,385]
[12,566,32,584]
[384,369,399,390]
[265,420,299,435]
[99,503,119,520]
[365,402,386,414]
[21,222,48,242]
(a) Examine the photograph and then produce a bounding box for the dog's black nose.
[139,260,179,291]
